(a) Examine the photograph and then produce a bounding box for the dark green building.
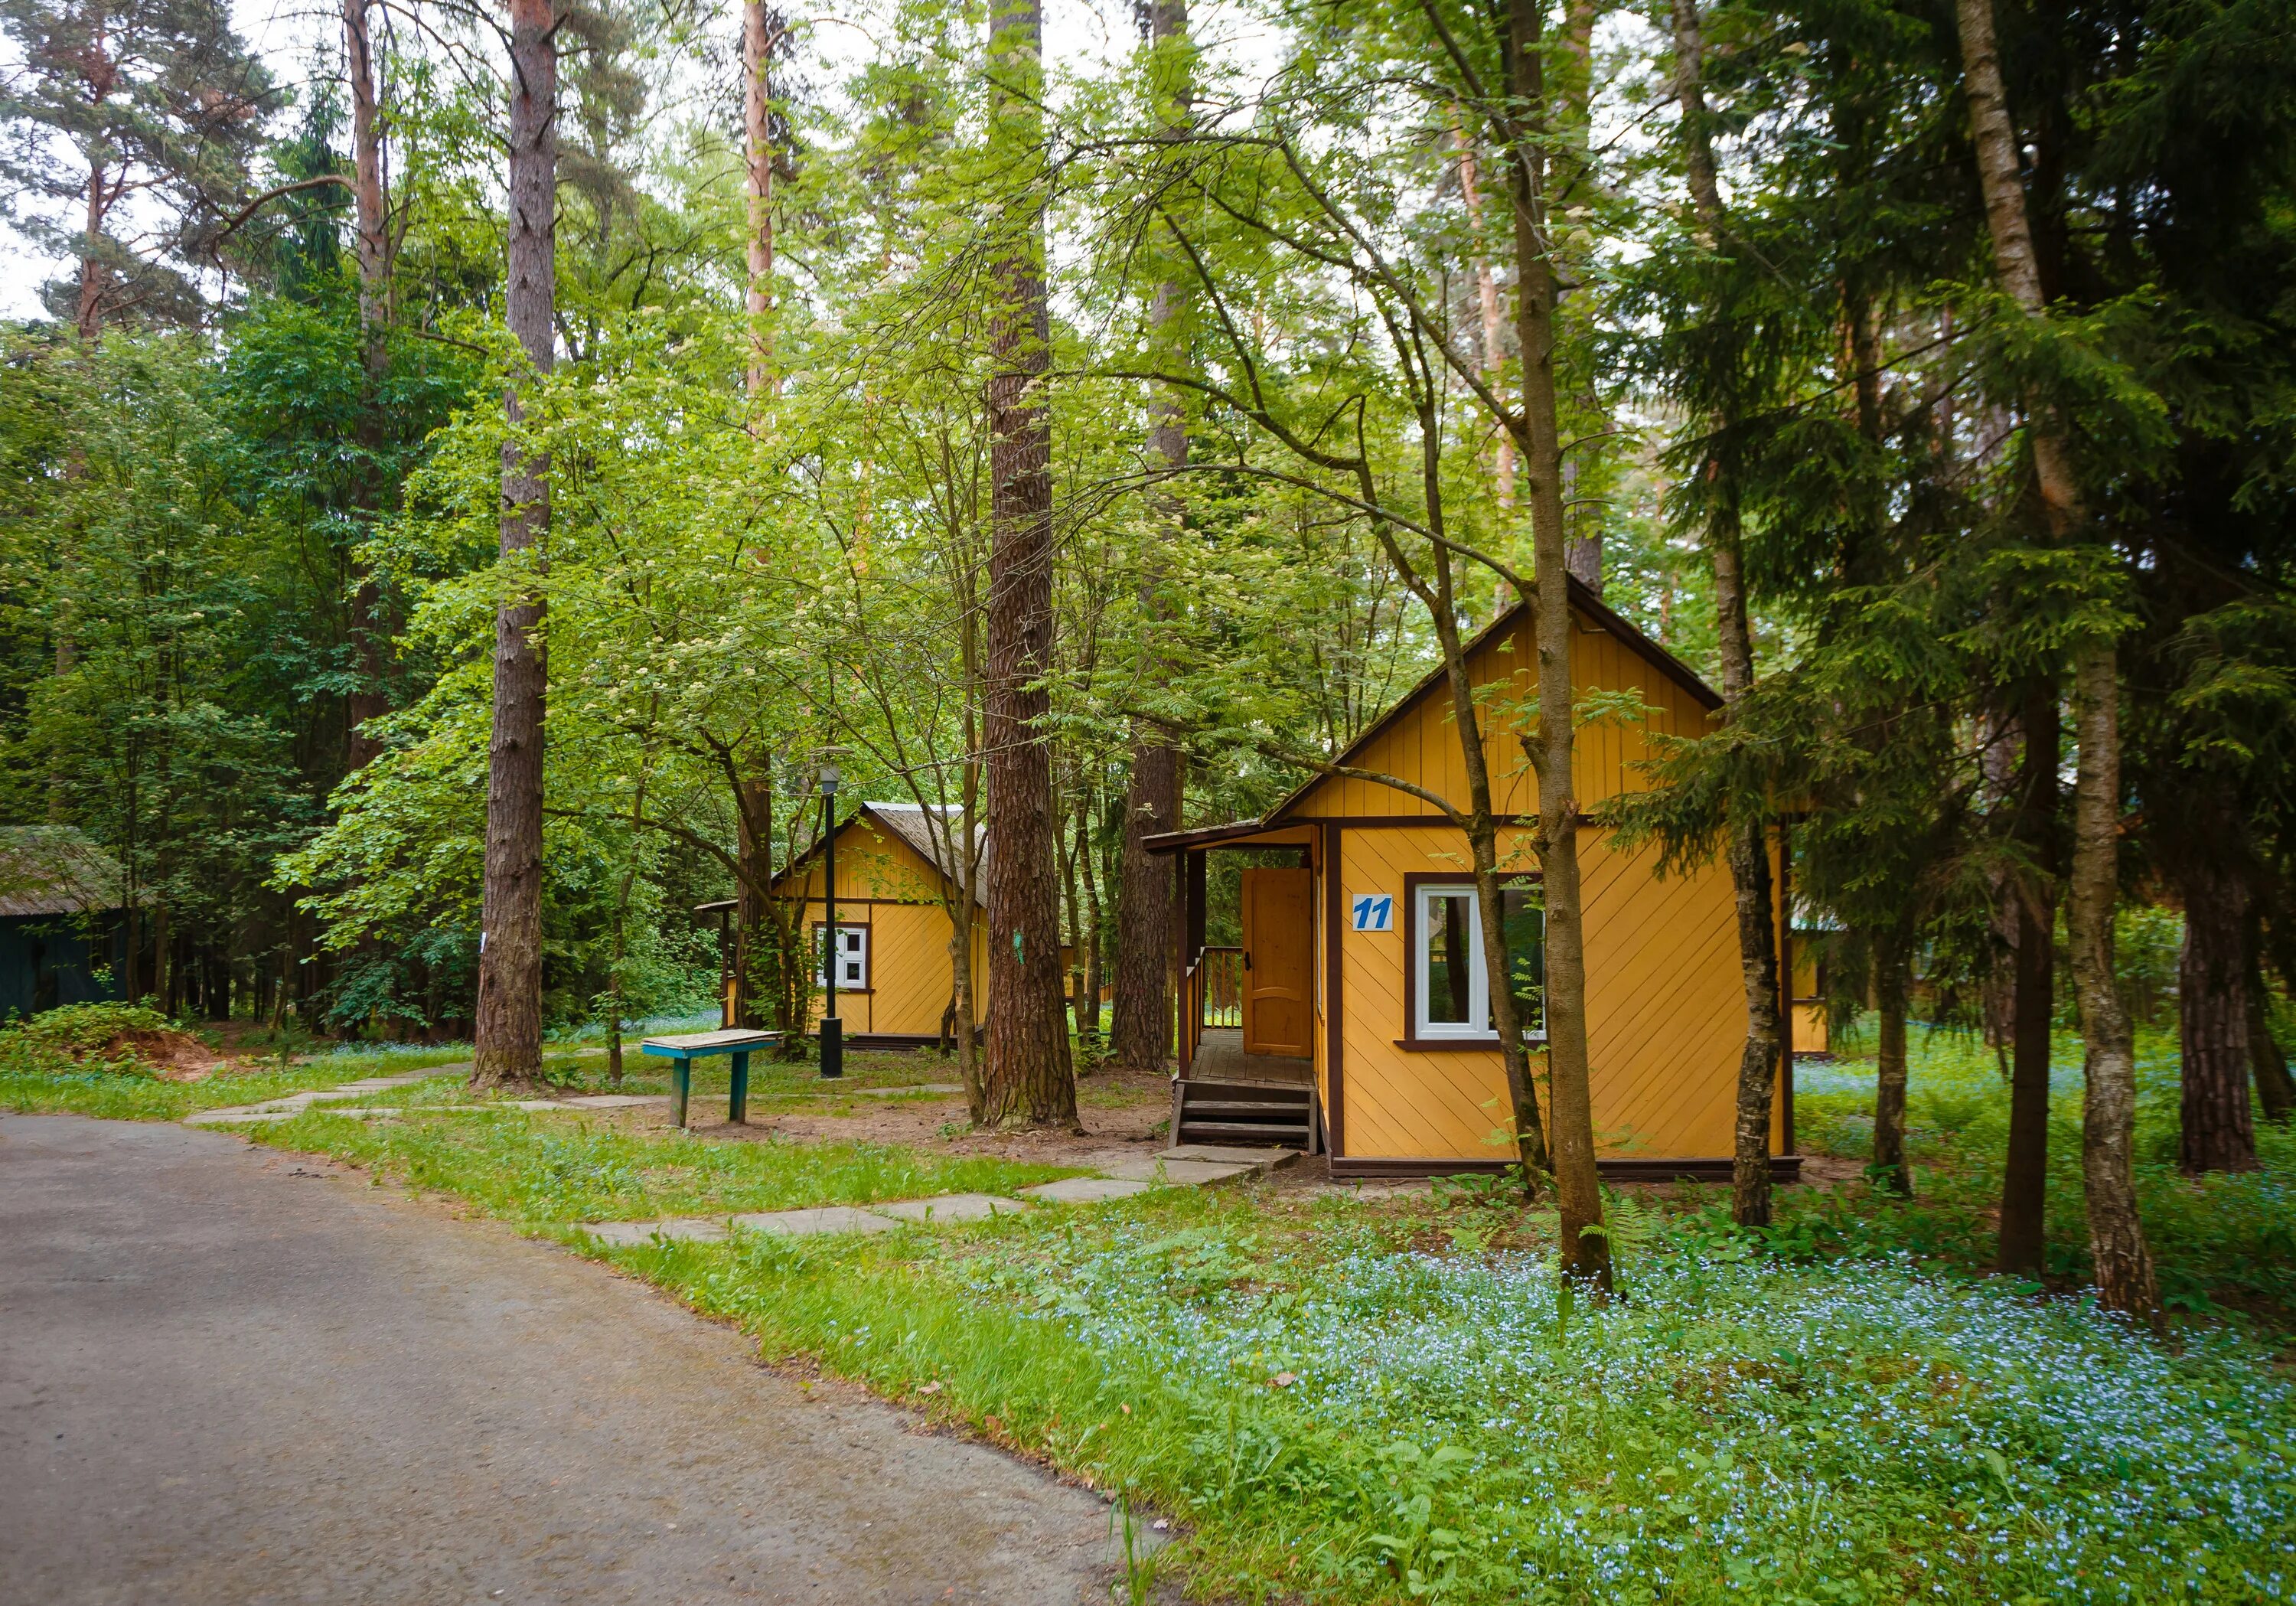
[0,828,125,1019]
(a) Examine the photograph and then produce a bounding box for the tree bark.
[1871,926,1913,1196]
[2248,938,2294,1125]
[1955,0,2157,1326]
[1453,131,1515,514]
[1997,687,2057,1275]
[344,0,393,775]
[2177,850,2257,1172]
[1670,0,1782,1229]
[471,0,556,1092]
[1556,0,1602,594]
[733,769,772,1027]
[1502,0,1604,1286]
[742,0,776,403]
[980,0,1077,1129]
[1109,0,1189,1078]
[2066,643,2159,1323]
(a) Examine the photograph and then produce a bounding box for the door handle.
[1243,951,1252,971]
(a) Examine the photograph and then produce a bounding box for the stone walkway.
[181,1062,473,1125]
[580,1145,1296,1246]
[181,1069,1298,1242]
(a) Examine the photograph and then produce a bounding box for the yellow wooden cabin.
[1147,576,1807,1180]
[768,802,991,1048]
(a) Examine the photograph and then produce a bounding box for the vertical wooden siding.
[1292,610,1708,821]
[781,821,983,1036]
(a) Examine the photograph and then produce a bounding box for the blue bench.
[639,1030,781,1128]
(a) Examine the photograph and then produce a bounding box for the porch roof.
[1140,820,1315,855]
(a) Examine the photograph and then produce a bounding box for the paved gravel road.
[0,1115,1135,1605]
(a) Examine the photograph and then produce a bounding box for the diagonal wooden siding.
[1332,824,1779,1163]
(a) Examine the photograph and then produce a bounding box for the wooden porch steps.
[1172,1078,1316,1151]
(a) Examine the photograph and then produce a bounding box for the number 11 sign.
[1350,893,1394,932]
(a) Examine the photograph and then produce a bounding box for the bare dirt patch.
[612,1065,1179,1170]
[100,1028,230,1080]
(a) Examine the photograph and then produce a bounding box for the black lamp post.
[819,763,843,1079]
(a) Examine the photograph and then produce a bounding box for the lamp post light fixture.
[818,762,843,1080]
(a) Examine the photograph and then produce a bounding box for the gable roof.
[775,802,990,907]
[860,802,989,902]
[0,827,125,918]
[1263,573,1722,827]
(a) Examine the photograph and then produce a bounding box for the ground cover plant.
[602,1182,2295,1605]
[11,1007,2290,1603]
[1789,1027,2296,1317]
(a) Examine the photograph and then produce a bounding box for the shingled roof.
[0,827,126,918]
[859,802,989,906]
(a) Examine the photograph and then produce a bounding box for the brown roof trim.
[1264,576,1720,826]
[1140,819,1313,855]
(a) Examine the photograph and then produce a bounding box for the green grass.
[240,1106,1081,1225]
[0,1039,473,1121]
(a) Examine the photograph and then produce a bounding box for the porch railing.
[1179,945,1244,1075]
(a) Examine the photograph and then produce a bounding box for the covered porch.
[1152,821,1323,1151]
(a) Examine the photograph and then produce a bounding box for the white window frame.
[1414,883,1492,1041]
[814,923,869,991]
[1411,881,1547,1043]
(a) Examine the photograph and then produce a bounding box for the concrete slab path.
[182,1061,469,1126]
[0,1115,1139,1605]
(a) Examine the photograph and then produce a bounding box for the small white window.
[816,925,868,990]
[1412,882,1545,1042]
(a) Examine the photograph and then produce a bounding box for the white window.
[816,925,868,990]
[1411,882,1545,1042]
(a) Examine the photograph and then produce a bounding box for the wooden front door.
[1241,867,1314,1057]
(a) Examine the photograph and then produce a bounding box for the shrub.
[0,1003,187,1076]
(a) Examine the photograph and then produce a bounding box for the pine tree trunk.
[344,0,393,775]
[1111,738,1180,1071]
[1955,0,2157,1326]
[742,0,775,403]
[2247,944,2293,1124]
[2177,851,2256,1172]
[1080,801,1106,1055]
[1503,0,1603,1286]
[1556,0,1601,592]
[1997,688,2057,1275]
[472,0,556,1092]
[1670,0,1782,1228]
[980,0,1077,1129]
[1871,927,1913,1196]
[1109,0,1189,1078]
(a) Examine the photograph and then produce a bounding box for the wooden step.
[1185,1099,1306,1117]
[1179,1120,1311,1144]
[1179,1080,1310,1103]
[1172,1078,1317,1152]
